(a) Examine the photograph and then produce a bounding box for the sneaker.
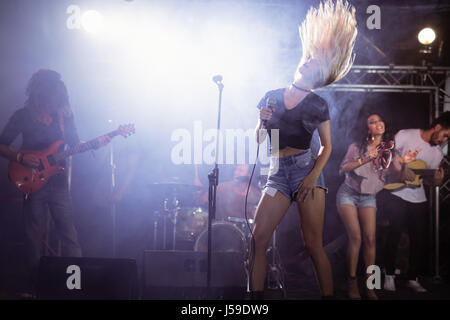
[406,278,427,293]
[384,274,396,291]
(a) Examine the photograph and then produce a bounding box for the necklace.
[291,83,311,93]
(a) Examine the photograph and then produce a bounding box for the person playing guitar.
[0,69,111,297]
[381,111,450,293]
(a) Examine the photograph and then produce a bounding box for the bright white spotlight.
[82,10,104,34]
[418,28,436,45]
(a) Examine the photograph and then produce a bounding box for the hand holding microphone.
[260,98,276,128]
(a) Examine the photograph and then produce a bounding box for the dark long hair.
[352,112,393,157]
[24,69,72,118]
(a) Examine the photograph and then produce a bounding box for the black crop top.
[256,88,330,150]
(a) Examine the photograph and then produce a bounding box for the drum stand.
[172,207,179,250]
[150,209,171,250]
[266,228,286,297]
[162,197,180,250]
[152,212,159,250]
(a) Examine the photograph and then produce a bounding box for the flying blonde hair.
[298,0,357,87]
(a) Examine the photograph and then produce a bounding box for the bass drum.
[194,222,248,257]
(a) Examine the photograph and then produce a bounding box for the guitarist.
[382,111,450,293]
[0,69,110,296]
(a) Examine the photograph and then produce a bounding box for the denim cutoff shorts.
[336,183,377,208]
[263,149,327,201]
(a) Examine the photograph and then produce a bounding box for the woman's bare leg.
[249,191,291,291]
[358,206,378,299]
[297,188,333,296]
[337,204,362,277]
[358,207,377,271]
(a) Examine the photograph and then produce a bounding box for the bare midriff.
[277,146,307,158]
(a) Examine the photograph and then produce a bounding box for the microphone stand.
[207,76,223,296]
[110,138,117,258]
[106,119,117,258]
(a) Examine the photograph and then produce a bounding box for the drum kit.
[148,182,252,255]
[148,176,285,294]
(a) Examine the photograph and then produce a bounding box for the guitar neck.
[411,169,436,176]
[55,130,119,161]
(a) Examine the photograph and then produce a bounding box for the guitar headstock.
[117,123,135,138]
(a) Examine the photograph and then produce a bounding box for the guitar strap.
[57,110,66,142]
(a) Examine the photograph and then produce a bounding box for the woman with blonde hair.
[249,0,357,299]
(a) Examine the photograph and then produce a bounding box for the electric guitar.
[384,159,445,190]
[8,124,135,195]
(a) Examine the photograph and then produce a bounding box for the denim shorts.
[263,149,327,201]
[336,183,377,208]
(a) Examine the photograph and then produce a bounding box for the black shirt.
[0,107,80,150]
[256,88,330,150]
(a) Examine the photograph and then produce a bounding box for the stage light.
[82,10,104,34]
[418,28,436,45]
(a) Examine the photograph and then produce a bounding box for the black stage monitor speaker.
[37,256,138,300]
[143,250,246,299]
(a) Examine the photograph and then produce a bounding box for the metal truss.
[441,157,450,204]
[341,65,450,88]
[331,65,450,117]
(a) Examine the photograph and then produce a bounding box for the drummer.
[215,164,261,222]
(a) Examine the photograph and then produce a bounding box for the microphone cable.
[244,125,264,293]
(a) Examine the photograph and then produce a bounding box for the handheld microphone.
[263,97,277,127]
